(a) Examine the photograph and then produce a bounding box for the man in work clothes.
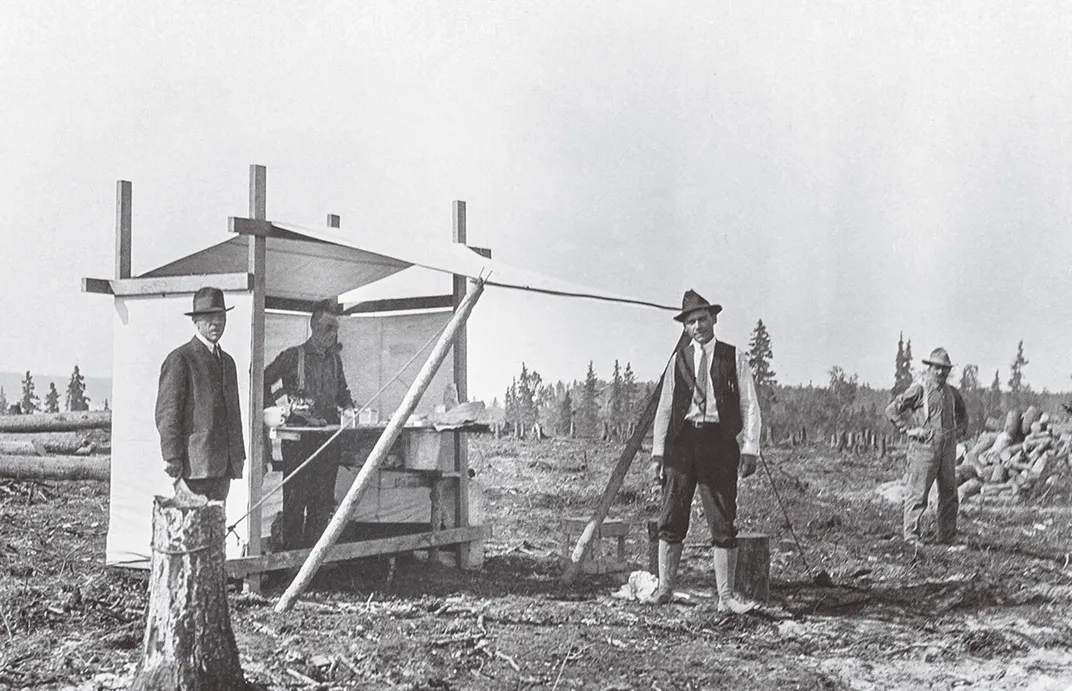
[155,287,246,502]
[649,290,763,612]
[885,347,968,546]
[264,304,355,549]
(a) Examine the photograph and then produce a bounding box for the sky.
[2,1,1072,403]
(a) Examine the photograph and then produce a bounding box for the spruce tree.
[45,383,61,413]
[1007,340,1029,395]
[20,371,40,414]
[607,360,624,431]
[747,320,778,416]
[579,361,600,437]
[621,362,639,423]
[557,390,574,435]
[66,364,90,411]
[0,386,6,415]
[892,332,912,397]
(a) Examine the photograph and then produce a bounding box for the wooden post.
[115,180,132,279]
[451,201,474,568]
[276,281,484,612]
[129,498,245,690]
[245,164,267,594]
[560,333,689,585]
[735,532,770,601]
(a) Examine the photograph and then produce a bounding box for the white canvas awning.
[140,221,676,312]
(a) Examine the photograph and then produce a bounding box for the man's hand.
[739,454,758,479]
[164,458,183,479]
[906,427,931,442]
[172,478,208,508]
[649,455,665,486]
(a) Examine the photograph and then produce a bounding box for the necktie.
[213,345,223,366]
[695,346,709,416]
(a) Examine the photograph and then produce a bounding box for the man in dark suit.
[155,287,246,502]
[648,290,763,612]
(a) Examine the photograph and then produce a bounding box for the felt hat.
[673,289,722,322]
[184,287,233,316]
[922,347,953,369]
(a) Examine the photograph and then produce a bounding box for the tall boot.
[651,540,682,605]
[713,547,755,614]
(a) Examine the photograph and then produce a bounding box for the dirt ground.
[2,436,1071,690]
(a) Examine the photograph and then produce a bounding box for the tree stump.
[735,532,770,601]
[130,497,246,691]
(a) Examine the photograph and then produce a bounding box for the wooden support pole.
[451,200,473,568]
[560,332,689,585]
[275,280,485,612]
[129,498,245,690]
[245,164,268,593]
[115,180,132,279]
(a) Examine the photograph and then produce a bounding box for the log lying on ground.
[130,497,245,691]
[0,455,109,481]
[0,431,99,455]
[0,411,111,433]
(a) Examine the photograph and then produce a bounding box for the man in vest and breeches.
[649,290,763,612]
[885,347,967,547]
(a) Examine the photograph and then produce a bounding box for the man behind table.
[649,289,762,612]
[264,304,355,549]
[155,286,246,503]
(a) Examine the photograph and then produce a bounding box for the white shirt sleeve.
[737,351,762,456]
[651,354,676,457]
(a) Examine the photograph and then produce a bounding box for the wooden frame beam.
[81,273,253,296]
[245,164,268,592]
[225,525,490,579]
[342,295,454,315]
[451,200,474,568]
[115,181,132,279]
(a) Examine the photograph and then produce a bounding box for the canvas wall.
[106,292,253,565]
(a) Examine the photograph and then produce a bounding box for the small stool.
[560,518,630,574]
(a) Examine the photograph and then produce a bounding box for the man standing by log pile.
[154,287,246,503]
[885,347,968,547]
[648,290,762,612]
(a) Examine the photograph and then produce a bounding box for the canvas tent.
[83,165,674,587]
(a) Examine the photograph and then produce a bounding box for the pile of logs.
[956,406,1071,502]
[0,411,111,481]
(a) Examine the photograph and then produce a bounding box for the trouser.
[184,477,231,501]
[281,433,340,549]
[903,431,958,541]
[658,423,740,548]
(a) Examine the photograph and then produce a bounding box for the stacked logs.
[956,406,1071,502]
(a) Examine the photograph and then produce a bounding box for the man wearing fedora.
[885,347,967,546]
[155,286,246,502]
[648,289,762,612]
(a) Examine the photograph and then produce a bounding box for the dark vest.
[668,340,742,443]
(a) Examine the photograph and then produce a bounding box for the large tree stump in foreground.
[130,497,246,691]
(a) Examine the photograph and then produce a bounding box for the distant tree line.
[495,323,1065,445]
[0,364,95,415]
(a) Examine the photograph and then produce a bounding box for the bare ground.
[2,437,1071,690]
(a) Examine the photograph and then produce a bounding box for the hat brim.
[922,358,953,368]
[185,306,235,316]
[673,304,722,322]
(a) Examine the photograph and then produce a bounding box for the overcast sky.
[3,1,1071,401]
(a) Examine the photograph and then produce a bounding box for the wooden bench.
[560,518,630,574]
